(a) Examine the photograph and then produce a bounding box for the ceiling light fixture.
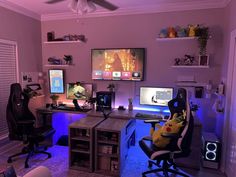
[68,0,96,15]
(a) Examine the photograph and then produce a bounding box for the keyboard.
[55,106,92,112]
[55,106,75,111]
[135,112,164,119]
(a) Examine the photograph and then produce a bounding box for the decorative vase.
[128,103,133,111]
[191,111,196,117]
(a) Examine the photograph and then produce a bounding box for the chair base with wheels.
[140,139,189,177]
[7,126,54,168]
[8,142,51,168]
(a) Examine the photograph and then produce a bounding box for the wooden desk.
[36,107,202,170]
[94,118,135,176]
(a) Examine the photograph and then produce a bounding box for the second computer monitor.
[67,83,93,100]
[140,87,173,106]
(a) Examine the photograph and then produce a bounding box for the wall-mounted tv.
[91,48,145,81]
[49,69,64,94]
[67,82,93,100]
[140,87,174,106]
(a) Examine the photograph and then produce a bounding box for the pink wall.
[41,8,225,131]
[0,6,42,74]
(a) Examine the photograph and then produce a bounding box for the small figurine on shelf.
[159,28,168,38]
[183,54,195,65]
[188,24,197,37]
[174,58,181,65]
[168,27,177,38]
[63,55,73,65]
[48,57,61,65]
[176,26,187,37]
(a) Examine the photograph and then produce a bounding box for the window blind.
[0,39,18,138]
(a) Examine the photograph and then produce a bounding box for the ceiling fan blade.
[45,0,66,4]
[91,0,118,11]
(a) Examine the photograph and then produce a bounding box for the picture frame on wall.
[199,55,209,66]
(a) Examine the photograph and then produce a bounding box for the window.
[0,39,19,139]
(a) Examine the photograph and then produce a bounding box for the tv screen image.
[49,69,64,94]
[92,48,145,81]
[67,83,93,100]
[140,87,173,106]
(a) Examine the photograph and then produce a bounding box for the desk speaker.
[202,132,221,169]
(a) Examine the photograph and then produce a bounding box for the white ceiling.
[0,0,231,21]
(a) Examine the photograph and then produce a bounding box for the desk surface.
[36,107,201,126]
[69,116,105,129]
[95,118,131,132]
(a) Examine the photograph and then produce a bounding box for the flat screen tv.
[49,69,64,94]
[140,87,174,106]
[66,82,93,100]
[91,48,145,81]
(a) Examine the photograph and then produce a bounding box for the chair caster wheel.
[7,158,12,163]
[25,164,29,168]
[142,174,146,177]
[148,161,153,168]
[48,154,51,158]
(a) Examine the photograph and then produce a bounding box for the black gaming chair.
[139,88,194,177]
[6,83,55,168]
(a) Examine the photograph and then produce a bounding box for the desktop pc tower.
[96,91,115,111]
[202,132,221,169]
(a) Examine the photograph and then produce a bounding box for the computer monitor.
[49,69,64,94]
[66,82,93,100]
[140,87,173,106]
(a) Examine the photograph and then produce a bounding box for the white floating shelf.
[176,82,207,87]
[44,64,74,67]
[171,65,209,68]
[156,37,196,41]
[44,40,83,44]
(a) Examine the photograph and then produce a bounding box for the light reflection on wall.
[52,112,87,144]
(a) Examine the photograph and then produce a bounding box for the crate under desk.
[69,116,105,172]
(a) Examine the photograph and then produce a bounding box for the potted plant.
[50,94,59,106]
[107,83,115,92]
[195,26,210,66]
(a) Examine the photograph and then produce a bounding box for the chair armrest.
[144,120,160,129]
[17,120,35,125]
[142,136,152,141]
[161,132,181,139]
[144,120,160,123]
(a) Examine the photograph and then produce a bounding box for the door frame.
[222,29,236,173]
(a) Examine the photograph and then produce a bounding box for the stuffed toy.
[159,28,168,38]
[150,111,186,148]
[188,24,197,37]
[176,26,187,37]
[168,27,177,38]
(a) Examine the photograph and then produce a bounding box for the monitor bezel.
[48,69,65,94]
[139,86,174,107]
[66,82,93,100]
[91,48,145,81]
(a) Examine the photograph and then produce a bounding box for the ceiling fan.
[45,0,118,14]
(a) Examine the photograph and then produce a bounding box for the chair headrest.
[176,88,187,102]
[10,83,22,99]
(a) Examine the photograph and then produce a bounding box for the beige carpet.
[0,143,225,177]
